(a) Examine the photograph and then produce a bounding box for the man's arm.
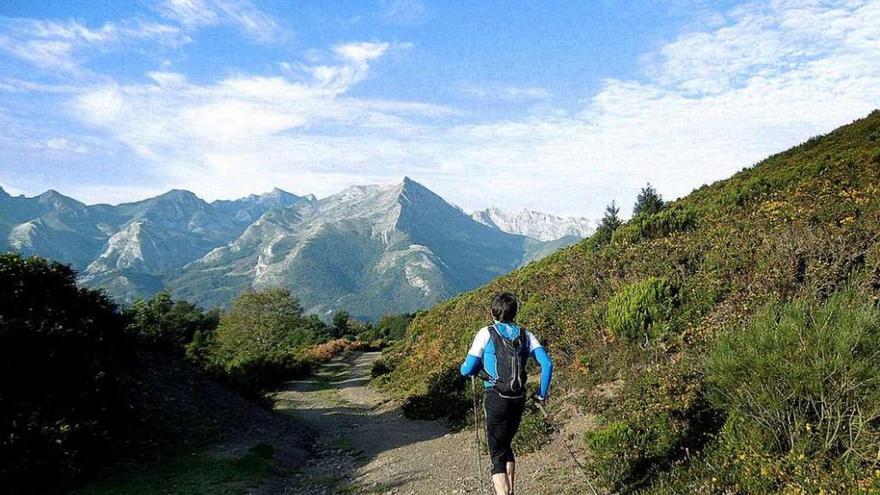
[459,327,489,377]
[527,331,553,399]
[460,354,482,377]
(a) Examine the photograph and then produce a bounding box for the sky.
[0,0,878,218]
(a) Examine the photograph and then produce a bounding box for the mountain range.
[0,178,592,319]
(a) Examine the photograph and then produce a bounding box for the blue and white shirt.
[460,321,554,399]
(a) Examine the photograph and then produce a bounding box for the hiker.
[460,292,553,495]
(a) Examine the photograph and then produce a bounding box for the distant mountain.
[471,207,594,241]
[171,178,548,319]
[0,179,578,319]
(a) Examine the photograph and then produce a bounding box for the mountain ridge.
[1,178,588,319]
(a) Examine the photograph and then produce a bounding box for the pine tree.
[633,183,664,217]
[594,200,622,246]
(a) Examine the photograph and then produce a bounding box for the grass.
[71,443,276,495]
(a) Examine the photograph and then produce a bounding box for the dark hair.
[491,292,518,322]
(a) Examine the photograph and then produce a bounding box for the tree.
[213,289,315,366]
[124,291,218,349]
[332,310,351,339]
[594,200,623,246]
[633,183,664,217]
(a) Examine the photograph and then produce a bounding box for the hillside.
[385,111,880,492]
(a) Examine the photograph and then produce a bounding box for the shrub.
[706,289,880,463]
[401,367,469,421]
[584,420,645,488]
[612,205,698,244]
[371,358,394,379]
[606,277,676,342]
[304,338,364,363]
[512,408,552,454]
[0,254,127,492]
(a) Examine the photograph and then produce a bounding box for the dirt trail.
[274,351,593,495]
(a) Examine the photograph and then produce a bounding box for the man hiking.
[460,292,553,495]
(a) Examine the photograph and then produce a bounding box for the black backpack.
[481,324,530,398]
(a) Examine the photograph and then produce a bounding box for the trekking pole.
[471,376,487,494]
[534,399,600,495]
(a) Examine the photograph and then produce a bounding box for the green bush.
[370,358,394,379]
[584,420,646,488]
[512,408,552,454]
[401,367,469,421]
[612,205,698,244]
[585,413,686,490]
[706,289,880,463]
[0,254,128,492]
[606,277,675,342]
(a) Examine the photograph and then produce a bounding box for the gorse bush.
[706,289,880,464]
[0,254,127,493]
[606,277,675,342]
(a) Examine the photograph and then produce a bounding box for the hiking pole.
[534,399,600,495]
[471,376,487,494]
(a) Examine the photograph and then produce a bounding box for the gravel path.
[275,351,595,495]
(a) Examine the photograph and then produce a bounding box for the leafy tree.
[214,289,315,365]
[124,291,218,349]
[593,200,623,246]
[375,313,414,341]
[633,183,665,217]
[210,289,323,395]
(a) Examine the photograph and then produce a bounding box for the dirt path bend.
[275,351,593,495]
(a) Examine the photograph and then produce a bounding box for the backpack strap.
[478,324,498,383]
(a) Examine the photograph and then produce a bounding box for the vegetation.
[605,277,675,342]
[124,291,220,349]
[593,200,623,246]
[701,290,880,492]
[633,183,665,217]
[0,254,128,493]
[383,110,880,492]
[0,250,415,492]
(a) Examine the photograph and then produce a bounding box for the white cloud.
[459,84,553,100]
[45,137,87,154]
[0,17,187,71]
[156,0,288,42]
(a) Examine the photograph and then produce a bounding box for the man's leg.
[504,397,525,494]
[485,390,513,495]
[492,473,510,495]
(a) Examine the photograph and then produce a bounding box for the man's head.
[491,292,518,323]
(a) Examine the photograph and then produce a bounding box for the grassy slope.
[384,111,880,486]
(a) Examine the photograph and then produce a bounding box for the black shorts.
[483,388,526,475]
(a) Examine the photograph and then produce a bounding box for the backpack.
[482,324,530,398]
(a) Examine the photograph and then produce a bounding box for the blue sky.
[0,0,878,218]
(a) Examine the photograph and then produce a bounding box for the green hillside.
[384,110,880,493]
